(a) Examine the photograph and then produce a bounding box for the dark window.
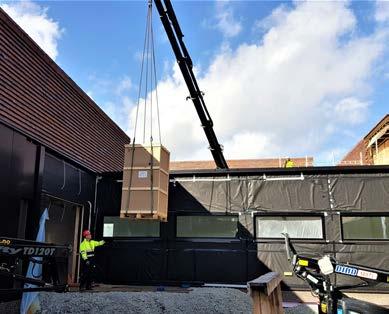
[256,216,323,239]
[342,215,389,240]
[103,216,160,237]
[176,215,238,238]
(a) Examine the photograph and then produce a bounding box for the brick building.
[170,157,313,171]
[341,115,389,166]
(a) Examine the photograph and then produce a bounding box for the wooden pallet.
[120,212,167,222]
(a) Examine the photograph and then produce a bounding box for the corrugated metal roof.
[0,9,130,173]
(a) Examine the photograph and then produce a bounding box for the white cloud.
[1,1,63,60]
[87,74,114,95]
[254,4,289,32]
[102,96,134,132]
[223,132,277,159]
[128,1,387,162]
[86,74,135,131]
[375,1,389,23]
[215,3,242,38]
[116,76,133,95]
[333,98,369,125]
[203,2,242,38]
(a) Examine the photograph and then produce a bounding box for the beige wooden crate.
[123,144,169,170]
[120,144,170,221]
[120,189,168,221]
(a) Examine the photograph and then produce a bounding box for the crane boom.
[153,0,229,169]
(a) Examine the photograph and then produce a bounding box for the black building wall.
[0,122,99,296]
[0,122,37,238]
[41,152,96,233]
[94,176,123,234]
[96,168,389,291]
[0,121,97,240]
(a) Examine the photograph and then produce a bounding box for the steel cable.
[126,1,162,216]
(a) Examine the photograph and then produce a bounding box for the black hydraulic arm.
[0,237,71,293]
[283,233,389,314]
[0,237,71,258]
[284,234,389,284]
[153,0,229,169]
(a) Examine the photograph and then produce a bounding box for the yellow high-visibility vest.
[79,239,104,260]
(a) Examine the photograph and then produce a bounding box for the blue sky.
[2,0,389,165]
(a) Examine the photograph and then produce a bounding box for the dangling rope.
[125,0,162,216]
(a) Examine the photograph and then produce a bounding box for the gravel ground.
[0,288,317,314]
[38,288,252,314]
[285,304,317,314]
[0,299,20,314]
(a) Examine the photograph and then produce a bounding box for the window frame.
[341,213,389,242]
[254,213,325,241]
[175,213,240,239]
[103,216,161,239]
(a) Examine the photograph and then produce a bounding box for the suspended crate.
[120,144,170,221]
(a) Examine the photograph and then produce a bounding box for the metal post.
[375,140,379,164]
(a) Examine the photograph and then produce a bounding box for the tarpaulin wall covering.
[98,171,389,290]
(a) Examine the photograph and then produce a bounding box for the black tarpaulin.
[170,175,330,213]
[169,178,247,212]
[247,176,329,211]
[330,174,389,211]
[98,170,389,290]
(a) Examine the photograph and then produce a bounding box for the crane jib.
[153,0,229,169]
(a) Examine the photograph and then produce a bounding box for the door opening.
[40,195,83,284]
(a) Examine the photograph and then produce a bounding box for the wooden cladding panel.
[0,9,130,172]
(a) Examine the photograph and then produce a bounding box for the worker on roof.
[79,229,105,291]
[284,158,295,168]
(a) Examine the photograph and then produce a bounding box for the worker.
[79,229,105,291]
[284,158,295,168]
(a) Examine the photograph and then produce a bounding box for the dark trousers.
[80,258,95,290]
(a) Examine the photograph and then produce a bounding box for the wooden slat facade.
[0,8,130,173]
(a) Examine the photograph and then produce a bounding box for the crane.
[284,233,389,314]
[0,237,71,293]
[153,0,229,169]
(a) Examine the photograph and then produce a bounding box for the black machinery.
[153,0,229,170]
[283,233,389,314]
[0,237,71,293]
